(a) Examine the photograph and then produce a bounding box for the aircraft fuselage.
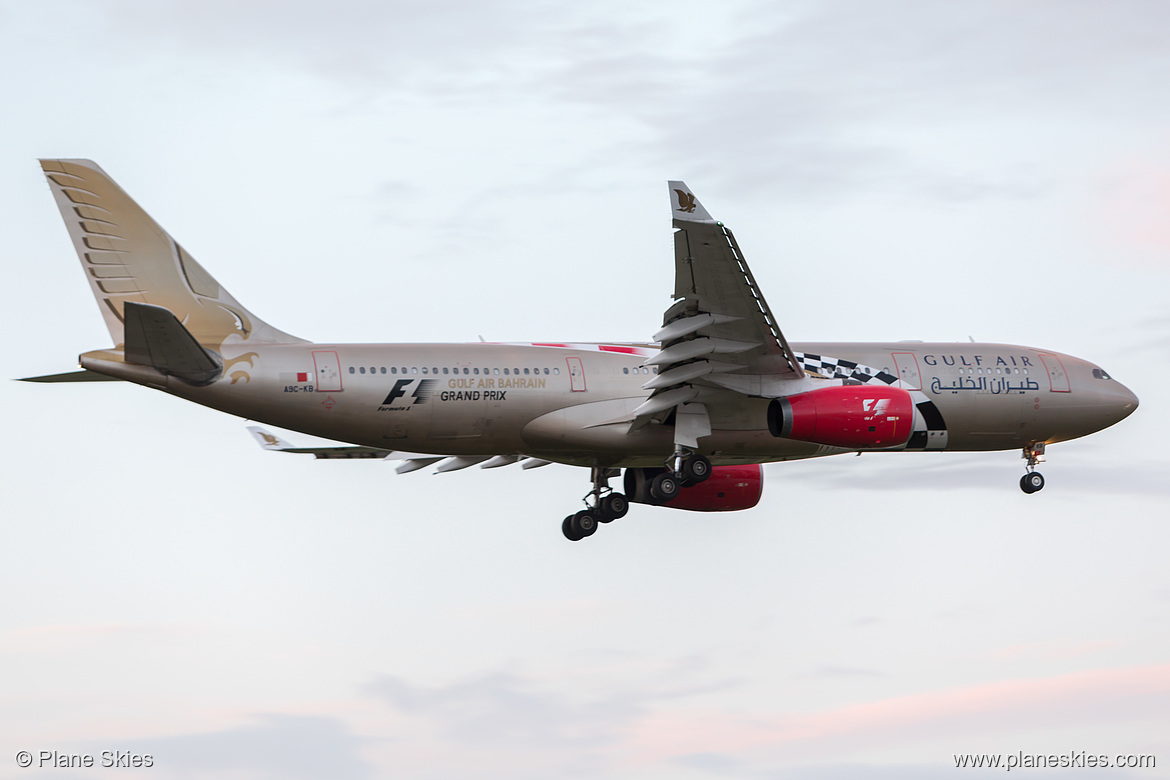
[81,340,1138,469]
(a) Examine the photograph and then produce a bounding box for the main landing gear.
[561,454,712,541]
[562,467,628,541]
[1020,442,1046,494]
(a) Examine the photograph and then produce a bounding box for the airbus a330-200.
[24,160,1139,541]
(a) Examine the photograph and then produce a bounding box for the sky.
[2,0,1169,777]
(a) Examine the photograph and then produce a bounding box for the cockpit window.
[1092,368,1112,380]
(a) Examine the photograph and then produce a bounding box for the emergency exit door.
[566,357,587,392]
[312,350,343,392]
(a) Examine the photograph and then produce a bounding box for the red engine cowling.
[624,465,763,512]
[768,385,914,449]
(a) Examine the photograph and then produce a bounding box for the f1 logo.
[382,379,436,406]
[383,379,413,405]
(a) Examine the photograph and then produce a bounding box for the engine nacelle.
[624,465,763,512]
[767,385,914,449]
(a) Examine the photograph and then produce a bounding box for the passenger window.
[623,368,629,374]
[524,368,530,375]
[543,368,549,375]
[494,368,500,375]
[443,368,449,375]
[553,367,559,375]
[348,366,355,374]
[412,367,418,374]
[504,368,510,375]
[360,367,366,374]
[380,367,386,374]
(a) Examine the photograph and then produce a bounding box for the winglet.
[667,181,716,225]
[248,426,295,451]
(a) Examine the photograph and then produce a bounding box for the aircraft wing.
[247,426,400,459]
[656,181,802,379]
[633,183,804,438]
[246,427,553,472]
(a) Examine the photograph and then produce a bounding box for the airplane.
[23,159,1139,541]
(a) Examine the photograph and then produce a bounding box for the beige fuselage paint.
[82,340,1137,469]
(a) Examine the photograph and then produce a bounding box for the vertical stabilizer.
[40,159,306,350]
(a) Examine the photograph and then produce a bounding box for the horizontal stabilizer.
[18,369,122,383]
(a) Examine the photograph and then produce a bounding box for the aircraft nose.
[1094,379,1139,430]
[1114,381,1139,420]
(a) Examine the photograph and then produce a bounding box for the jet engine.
[624,464,763,512]
[767,385,914,449]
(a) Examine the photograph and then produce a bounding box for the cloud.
[672,758,1151,780]
[366,671,643,751]
[362,666,745,778]
[627,663,1170,763]
[808,666,887,679]
[111,714,374,780]
[39,0,1170,204]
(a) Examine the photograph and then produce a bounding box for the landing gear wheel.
[650,472,681,503]
[681,455,711,485]
[1020,472,1045,494]
[598,493,628,522]
[562,515,584,542]
[572,509,598,538]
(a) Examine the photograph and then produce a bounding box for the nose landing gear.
[1020,443,1046,494]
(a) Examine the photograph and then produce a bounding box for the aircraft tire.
[650,473,681,502]
[562,515,584,541]
[681,455,712,485]
[599,493,629,522]
[572,510,599,537]
[1020,472,1045,494]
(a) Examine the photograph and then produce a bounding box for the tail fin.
[40,159,306,350]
